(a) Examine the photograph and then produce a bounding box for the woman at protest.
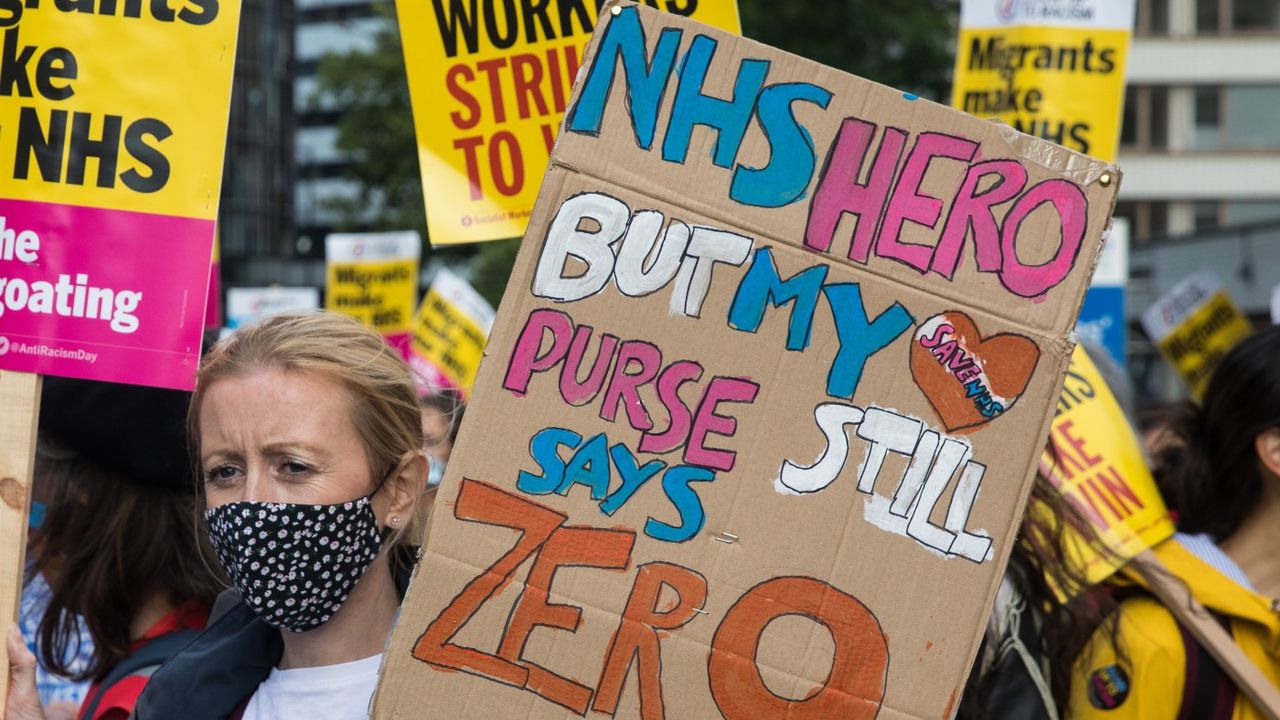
[131,311,428,720]
[1068,326,1280,719]
[19,458,94,720]
[6,378,225,720]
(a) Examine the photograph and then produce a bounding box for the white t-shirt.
[241,654,383,720]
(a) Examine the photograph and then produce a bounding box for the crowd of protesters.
[4,312,1278,719]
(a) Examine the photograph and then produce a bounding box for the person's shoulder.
[1113,595,1185,660]
[1068,596,1185,720]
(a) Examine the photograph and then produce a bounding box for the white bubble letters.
[532,192,753,317]
[777,402,994,563]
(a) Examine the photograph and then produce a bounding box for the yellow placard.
[408,268,493,396]
[1040,345,1173,591]
[0,2,240,219]
[324,232,421,338]
[326,259,418,335]
[952,4,1132,162]
[411,293,486,395]
[396,0,741,245]
[1157,291,1254,399]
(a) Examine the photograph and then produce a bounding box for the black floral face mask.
[205,496,386,632]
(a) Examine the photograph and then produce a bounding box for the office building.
[1118,0,1280,399]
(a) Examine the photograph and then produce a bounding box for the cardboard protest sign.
[1141,271,1253,399]
[0,0,241,389]
[952,0,1134,162]
[408,268,495,397]
[395,0,740,245]
[1039,345,1172,592]
[324,231,420,352]
[374,4,1120,718]
[226,287,321,330]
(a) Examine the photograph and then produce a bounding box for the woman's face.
[200,367,377,509]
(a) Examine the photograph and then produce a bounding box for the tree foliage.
[313,1,957,307]
[740,0,956,100]
[314,10,427,240]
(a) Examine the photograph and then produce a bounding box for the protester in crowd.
[1137,401,1187,502]
[957,463,1117,720]
[420,389,464,489]
[413,389,464,539]
[20,460,94,719]
[961,341,1139,719]
[6,378,226,720]
[1069,326,1280,718]
[130,311,428,720]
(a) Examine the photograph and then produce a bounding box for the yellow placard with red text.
[396,0,741,245]
[952,1,1134,162]
[1040,345,1173,591]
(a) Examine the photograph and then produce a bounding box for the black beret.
[38,376,195,494]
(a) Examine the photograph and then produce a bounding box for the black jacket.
[132,551,417,720]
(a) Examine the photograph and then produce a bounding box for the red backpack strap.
[231,695,251,720]
[1176,613,1237,720]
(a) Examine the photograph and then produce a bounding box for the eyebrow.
[199,448,244,465]
[259,441,331,459]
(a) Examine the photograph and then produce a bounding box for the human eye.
[278,457,316,478]
[203,464,243,487]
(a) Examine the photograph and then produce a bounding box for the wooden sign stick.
[1135,549,1280,720]
[0,371,41,710]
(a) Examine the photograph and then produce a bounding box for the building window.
[1190,84,1280,150]
[1137,0,1171,34]
[1233,0,1280,31]
[1149,201,1170,237]
[1149,87,1169,148]
[1197,0,1280,33]
[1120,86,1171,151]
[1226,86,1280,147]
[1193,86,1222,149]
[1198,0,1223,32]
[1115,201,1171,243]
[1226,200,1280,225]
[1194,201,1223,232]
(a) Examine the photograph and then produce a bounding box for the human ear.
[383,450,428,523]
[1255,428,1280,481]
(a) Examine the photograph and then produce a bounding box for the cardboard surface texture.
[374,4,1120,718]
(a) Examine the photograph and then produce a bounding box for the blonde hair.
[189,312,425,536]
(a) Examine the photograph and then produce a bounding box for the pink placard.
[0,198,213,390]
